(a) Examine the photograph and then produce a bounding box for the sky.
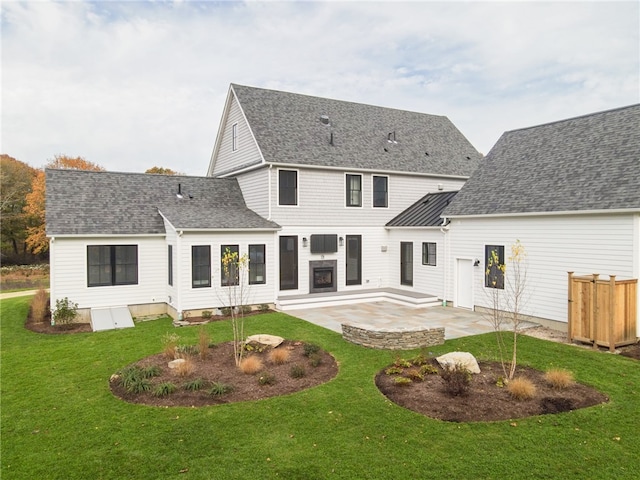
[2,0,638,176]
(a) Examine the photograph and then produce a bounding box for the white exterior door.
[456,258,473,309]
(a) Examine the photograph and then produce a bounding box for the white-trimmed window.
[422,242,436,266]
[373,175,388,207]
[346,174,362,207]
[87,245,138,287]
[249,244,266,285]
[232,123,238,152]
[192,245,211,288]
[278,169,298,206]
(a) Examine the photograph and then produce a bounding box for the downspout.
[49,237,55,324]
[440,218,450,306]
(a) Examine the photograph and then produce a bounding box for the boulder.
[436,351,481,374]
[168,358,186,369]
[246,334,284,348]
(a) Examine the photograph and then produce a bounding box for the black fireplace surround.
[309,260,337,293]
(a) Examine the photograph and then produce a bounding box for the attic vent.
[320,115,330,125]
[387,131,397,144]
[425,152,429,156]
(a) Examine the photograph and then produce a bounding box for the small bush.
[385,366,404,375]
[405,368,424,382]
[308,353,323,367]
[419,364,439,375]
[30,288,49,323]
[198,328,210,360]
[142,365,162,378]
[258,372,276,386]
[411,352,430,366]
[162,333,180,360]
[394,377,413,386]
[507,377,537,400]
[183,378,205,391]
[303,343,320,357]
[220,307,232,316]
[258,304,270,312]
[268,348,290,365]
[118,366,152,394]
[176,344,199,356]
[174,357,196,377]
[240,305,252,315]
[153,382,177,397]
[544,368,574,390]
[392,356,412,368]
[201,310,213,319]
[440,364,472,397]
[290,364,306,379]
[209,382,233,396]
[52,297,78,325]
[239,355,264,374]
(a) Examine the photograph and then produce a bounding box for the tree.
[485,240,528,382]
[0,155,37,262]
[145,166,179,175]
[24,155,105,254]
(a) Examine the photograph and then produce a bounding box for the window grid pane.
[279,170,297,205]
[192,245,211,288]
[249,244,266,285]
[373,176,388,207]
[221,245,239,286]
[346,174,362,207]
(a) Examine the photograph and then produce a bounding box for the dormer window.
[232,123,238,152]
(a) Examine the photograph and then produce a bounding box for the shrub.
[201,310,213,319]
[52,297,78,325]
[405,368,424,381]
[411,352,430,366]
[240,305,252,314]
[290,364,306,379]
[209,382,233,396]
[308,353,323,367]
[153,382,177,397]
[393,356,412,368]
[394,377,413,386]
[419,364,439,375]
[303,343,320,357]
[142,365,162,378]
[268,348,290,365]
[440,364,472,397]
[239,355,263,374]
[507,377,537,400]
[30,288,49,323]
[176,344,198,356]
[118,366,152,394]
[174,356,196,377]
[544,368,574,390]
[162,333,180,360]
[258,372,276,386]
[385,366,404,375]
[220,307,232,316]
[258,303,270,312]
[198,328,210,360]
[183,378,205,391]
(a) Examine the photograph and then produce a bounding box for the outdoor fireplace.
[309,260,337,293]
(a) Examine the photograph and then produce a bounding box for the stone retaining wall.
[341,323,445,350]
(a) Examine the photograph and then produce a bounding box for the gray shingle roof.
[46,169,280,236]
[443,105,640,217]
[386,191,458,227]
[229,84,482,177]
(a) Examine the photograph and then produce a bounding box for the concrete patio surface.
[286,301,538,340]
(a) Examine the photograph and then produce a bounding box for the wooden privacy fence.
[568,272,637,352]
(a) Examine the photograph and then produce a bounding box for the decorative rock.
[246,334,284,347]
[168,358,186,369]
[436,352,481,374]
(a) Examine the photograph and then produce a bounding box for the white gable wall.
[446,213,638,326]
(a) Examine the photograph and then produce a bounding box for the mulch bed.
[110,340,339,407]
[376,359,609,422]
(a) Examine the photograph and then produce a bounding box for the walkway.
[287,301,538,340]
[0,289,45,300]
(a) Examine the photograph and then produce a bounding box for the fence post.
[567,272,574,343]
[609,275,616,352]
[591,274,599,349]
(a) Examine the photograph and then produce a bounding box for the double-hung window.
[168,245,173,286]
[221,245,239,286]
[279,169,297,206]
[87,245,138,287]
[192,245,211,288]
[373,175,388,207]
[346,174,362,207]
[485,245,505,289]
[422,242,436,266]
[249,244,266,285]
[232,123,238,151]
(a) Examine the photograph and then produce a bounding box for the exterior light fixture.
[302,237,308,247]
[339,237,344,247]
[474,259,480,267]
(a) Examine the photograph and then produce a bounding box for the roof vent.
[387,132,397,144]
[425,152,429,156]
[176,183,183,199]
[320,115,330,125]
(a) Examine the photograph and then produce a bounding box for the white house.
[46,84,482,323]
[441,104,640,334]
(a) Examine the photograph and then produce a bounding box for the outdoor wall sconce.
[473,259,480,267]
[302,237,308,247]
[339,236,344,247]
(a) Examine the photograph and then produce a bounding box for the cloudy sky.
[2,0,638,175]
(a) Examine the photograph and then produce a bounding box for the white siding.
[164,219,179,313]
[212,96,262,176]
[175,231,277,312]
[269,167,465,227]
[446,213,638,324]
[387,229,446,298]
[50,236,167,310]
[236,168,270,218]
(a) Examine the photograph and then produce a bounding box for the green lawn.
[1,296,639,479]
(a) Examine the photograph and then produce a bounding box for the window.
[87,245,138,287]
[221,244,239,286]
[346,235,362,286]
[192,245,211,288]
[400,242,413,286]
[373,175,388,207]
[279,169,297,206]
[422,242,436,266]
[346,174,362,207]
[232,123,238,151]
[310,234,338,253]
[249,244,266,285]
[485,245,505,289]
[168,245,173,286]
